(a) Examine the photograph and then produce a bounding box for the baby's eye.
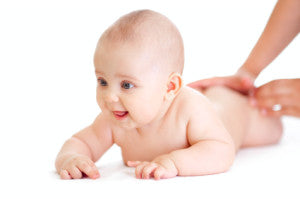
[98,78,108,86]
[121,81,134,89]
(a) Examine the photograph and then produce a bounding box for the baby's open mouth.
[112,111,129,120]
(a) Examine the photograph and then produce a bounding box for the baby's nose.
[105,91,119,103]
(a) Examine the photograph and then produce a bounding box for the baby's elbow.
[218,143,235,173]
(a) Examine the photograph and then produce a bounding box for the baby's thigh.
[202,86,282,149]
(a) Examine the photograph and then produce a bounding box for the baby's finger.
[68,166,83,179]
[154,167,166,180]
[135,162,149,179]
[154,166,177,180]
[142,163,158,179]
[77,161,100,179]
[127,161,141,167]
[60,169,71,180]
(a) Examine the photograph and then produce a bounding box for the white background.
[0,0,300,198]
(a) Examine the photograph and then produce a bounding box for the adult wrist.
[236,65,258,82]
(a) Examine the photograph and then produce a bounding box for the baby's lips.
[113,111,128,116]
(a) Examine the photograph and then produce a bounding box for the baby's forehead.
[95,42,166,75]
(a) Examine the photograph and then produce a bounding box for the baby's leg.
[201,86,283,151]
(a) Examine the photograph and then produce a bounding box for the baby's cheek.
[136,106,158,123]
[96,93,102,107]
[97,100,107,113]
[124,96,158,120]
[128,105,148,122]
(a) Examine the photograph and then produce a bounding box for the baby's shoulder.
[176,86,209,106]
[174,86,212,115]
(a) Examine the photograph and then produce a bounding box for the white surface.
[1,0,300,198]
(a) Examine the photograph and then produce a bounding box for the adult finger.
[278,106,300,117]
[188,77,221,89]
[255,94,292,110]
[254,79,293,99]
[254,82,296,107]
[264,105,300,118]
[255,92,300,117]
[188,76,253,95]
[253,80,291,109]
[188,77,236,89]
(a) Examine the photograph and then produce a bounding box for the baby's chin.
[110,114,139,129]
[115,116,154,130]
[105,110,153,129]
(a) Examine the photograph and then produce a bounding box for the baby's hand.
[127,155,178,180]
[59,154,100,180]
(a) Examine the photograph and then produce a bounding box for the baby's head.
[95,9,184,74]
[94,10,184,128]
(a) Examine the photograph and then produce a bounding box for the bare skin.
[252,79,300,117]
[189,0,300,117]
[55,10,283,180]
[203,86,282,149]
[55,86,282,180]
[56,36,237,180]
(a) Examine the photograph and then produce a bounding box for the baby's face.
[94,40,168,129]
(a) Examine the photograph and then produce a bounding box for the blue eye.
[121,81,134,89]
[98,78,107,86]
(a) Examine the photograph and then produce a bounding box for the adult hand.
[188,73,255,95]
[251,79,300,117]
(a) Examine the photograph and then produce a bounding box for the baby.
[55,10,283,180]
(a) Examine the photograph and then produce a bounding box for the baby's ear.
[165,73,182,100]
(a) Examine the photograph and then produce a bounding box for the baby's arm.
[128,96,235,179]
[55,113,113,179]
[169,118,235,176]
